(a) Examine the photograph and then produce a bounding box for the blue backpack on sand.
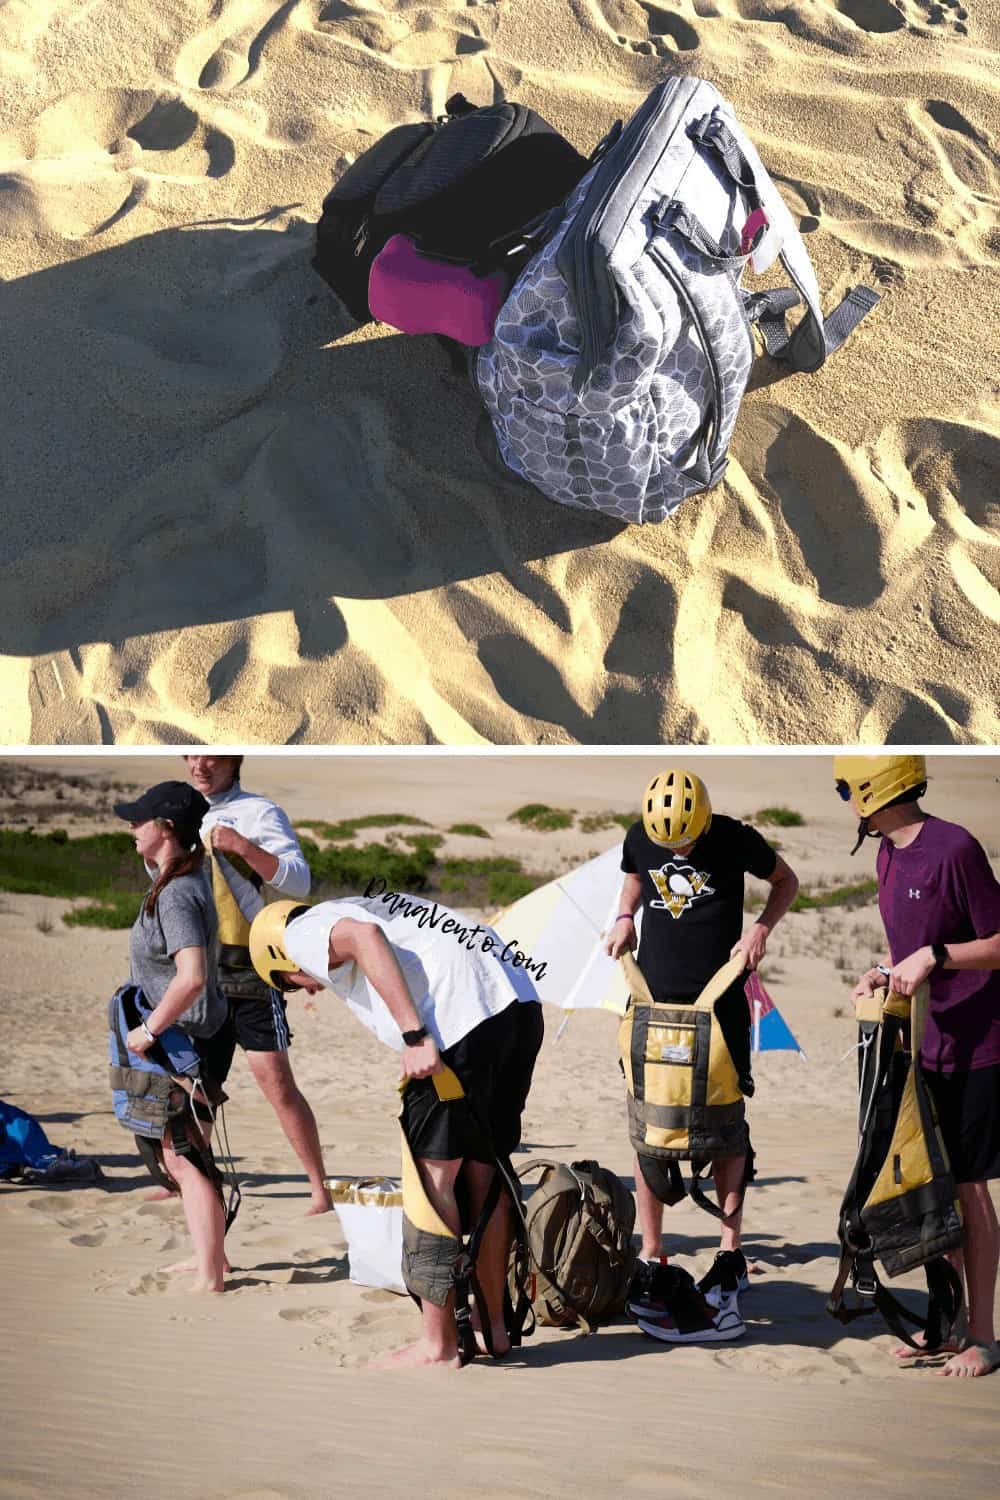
[0,1100,59,1172]
[0,1099,104,1184]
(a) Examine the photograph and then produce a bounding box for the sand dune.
[2,751,999,1497]
[1,2,999,743]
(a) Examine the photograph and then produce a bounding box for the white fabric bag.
[328,1177,406,1294]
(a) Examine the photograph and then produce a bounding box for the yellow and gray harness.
[828,983,963,1350]
[618,951,753,1218]
[207,840,268,987]
[398,1067,531,1364]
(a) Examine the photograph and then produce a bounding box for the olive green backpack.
[510,1158,638,1333]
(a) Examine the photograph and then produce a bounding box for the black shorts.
[923,1062,1000,1183]
[200,974,293,1085]
[400,1001,544,1164]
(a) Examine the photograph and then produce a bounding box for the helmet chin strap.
[850,817,882,855]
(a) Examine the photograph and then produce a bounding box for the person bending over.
[249,891,544,1369]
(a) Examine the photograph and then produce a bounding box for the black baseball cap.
[114,781,209,837]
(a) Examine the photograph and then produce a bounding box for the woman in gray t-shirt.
[114,780,228,1293]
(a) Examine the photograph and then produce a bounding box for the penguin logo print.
[648,861,715,919]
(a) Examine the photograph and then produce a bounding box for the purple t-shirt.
[877,816,1000,1072]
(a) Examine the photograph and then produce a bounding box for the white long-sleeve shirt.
[202,781,310,923]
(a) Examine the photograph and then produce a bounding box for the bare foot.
[306,1191,333,1216]
[369,1338,461,1370]
[893,1321,965,1362]
[163,1256,232,1275]
[143,1186,179,1203]
[187,1276,225,1295]
[941,1344,999,1378]
[474,1330,511,1358]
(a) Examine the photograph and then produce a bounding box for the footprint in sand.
[897,419,1000,540]
[833,0,906,34]
[126,1270,173,1296]
[903,0,968,34]
[0,85,238,242]
[277,1305,335,1324]
[590,0,700,54]
[916,100,999,238]
[69,1231,107,1247]
[871,257,906,289]
[316,0,494,68]
[175,0,300,94]
[711,1344,862,1382]
[126,95,236,179]
[757,411,887,609]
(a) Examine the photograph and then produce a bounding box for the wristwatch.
[140,1020,158,1043]
[402,1026,429,1046]
[930,942,948,968]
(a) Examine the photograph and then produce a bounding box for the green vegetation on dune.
[448,823,491,839]
[485,870,539,906]
[296,814,430,841]
[65,893,145,929]
[0,828,147,929]
[753,807,805,827]
[299,838,435,895]
[0,828,143,899]
[509,804,574,831]
[0,827,550,926]
[791,879,878,911]
[578,812,634,834]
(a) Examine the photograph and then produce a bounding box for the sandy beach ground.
[1,4,999,745]
[1,751,999,1498]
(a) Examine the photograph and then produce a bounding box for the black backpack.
[312,93,588,324]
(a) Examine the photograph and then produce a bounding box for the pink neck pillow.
[368,234,510,347]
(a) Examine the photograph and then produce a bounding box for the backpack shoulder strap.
[692,953,748,1012]
[693,105,879,372]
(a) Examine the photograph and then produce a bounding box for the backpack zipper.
[560,78,701,392]
[647,241,723,468]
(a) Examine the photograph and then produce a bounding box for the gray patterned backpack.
[475,76,879,525]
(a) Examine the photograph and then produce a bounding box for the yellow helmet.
[642,769,712,849]
[249,901,311,988]
[832,755,927,816]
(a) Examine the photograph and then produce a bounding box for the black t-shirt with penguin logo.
[621,814,778,999]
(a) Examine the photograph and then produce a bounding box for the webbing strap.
[748,284,880,367]
[688,1142,756,1222]
[453,1165,507,1363]
[687,111,762,215]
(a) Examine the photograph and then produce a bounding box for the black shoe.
[636,1287,745,1343]
[697,1249,749,1308]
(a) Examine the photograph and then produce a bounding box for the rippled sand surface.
[1,1,998,742]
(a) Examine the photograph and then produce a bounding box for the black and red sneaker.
[697,1249,750,1309]
[629,1261,746,1342]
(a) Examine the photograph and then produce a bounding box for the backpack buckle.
[740,207,768,255]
